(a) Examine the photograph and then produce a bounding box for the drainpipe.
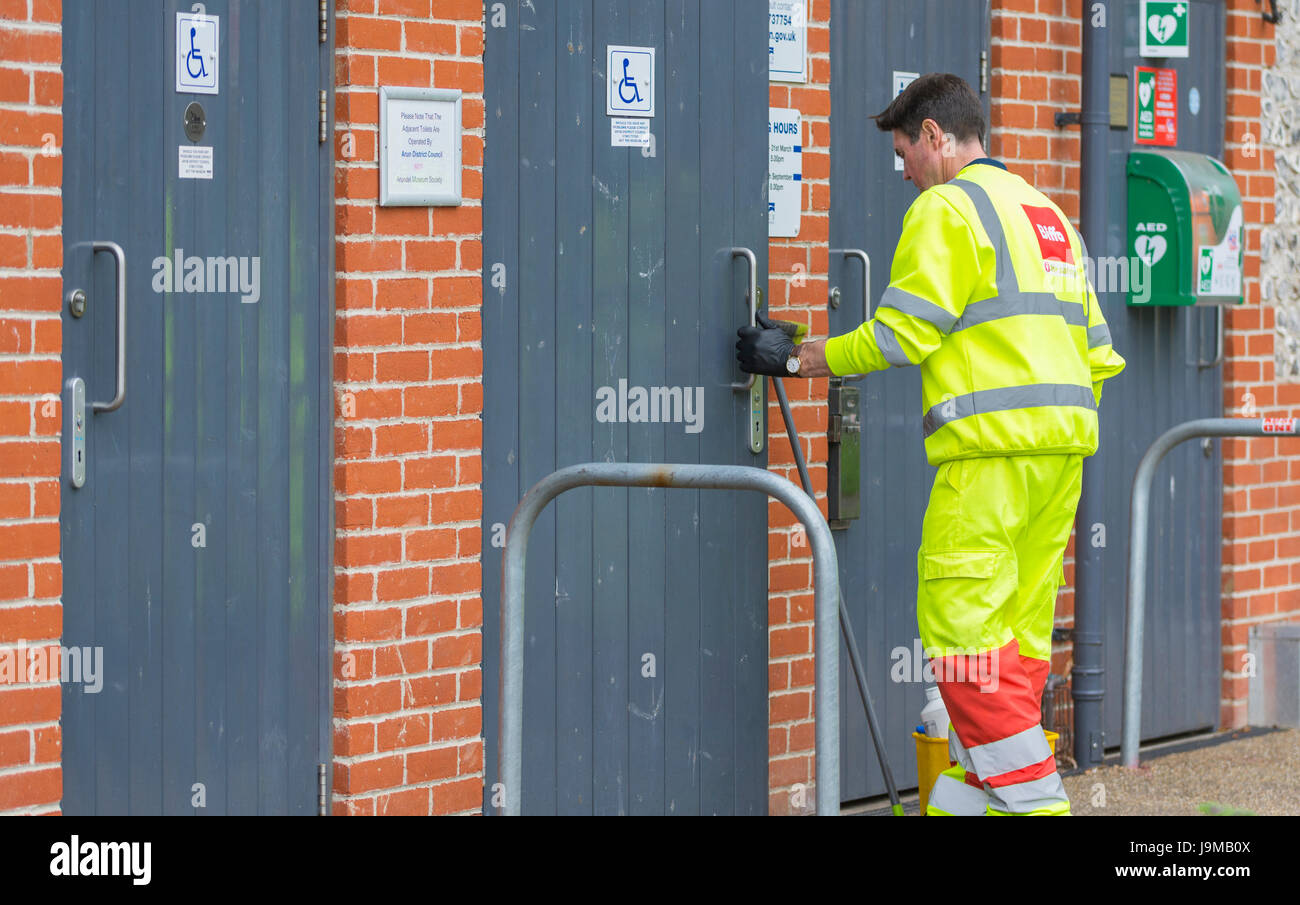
[1072,0,1110,771]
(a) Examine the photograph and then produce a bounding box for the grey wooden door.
[828,0,993,803]
[60,0,333,814]
[482,0,770,814]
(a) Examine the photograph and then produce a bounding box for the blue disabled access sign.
[176,12,219,94]
[606,45,654,118]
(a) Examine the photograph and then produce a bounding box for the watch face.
[786,355,800,374]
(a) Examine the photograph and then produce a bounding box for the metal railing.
[1123,416,1300,768]
[498,462,841,815]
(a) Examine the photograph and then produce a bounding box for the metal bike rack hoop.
[498,462,841,815]
[1123,417,1300,768]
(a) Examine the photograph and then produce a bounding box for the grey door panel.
[482,0,769,814]
[60,0,332,815]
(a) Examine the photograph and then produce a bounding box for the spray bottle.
[920,684,949,739]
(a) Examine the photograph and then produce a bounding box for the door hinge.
[319,0,328,43]
[317,763,328,815]
[979,50,988,93]
[319,90,328,144]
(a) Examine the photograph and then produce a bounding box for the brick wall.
[990,0,1083,219]
[1220,0,1294,729]
[0,0,63,816]
[331,0,485,816]
[765,0,831,816]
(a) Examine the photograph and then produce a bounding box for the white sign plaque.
[610,118,651,148]
[178,145,213,180]
[176,12,219,95]
[380,87,462,206]
[769,108,802,238]
[769,0,807,83]
[606,45,655,117]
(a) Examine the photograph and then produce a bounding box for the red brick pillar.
[766,0,831,816]
[0,0,64,815]
[331,0,485,815]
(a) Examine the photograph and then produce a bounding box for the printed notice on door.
[610,118,651,148]
[380,87,462,206]
[178,145,213,179]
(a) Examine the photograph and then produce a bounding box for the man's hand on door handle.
[736,313,833,378]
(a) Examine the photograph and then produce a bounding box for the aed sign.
[1135,66,1177,146]
[1133,221,1169,268]
[1139,0,1189,59]
[175,12,219,94]
[606,45,654,117]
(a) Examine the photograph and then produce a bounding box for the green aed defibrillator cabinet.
[1127,149,1244,306]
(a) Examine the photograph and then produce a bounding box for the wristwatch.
[785,346,801,375]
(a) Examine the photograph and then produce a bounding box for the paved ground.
[1062,727,1300,816]
[849,727,1300,816]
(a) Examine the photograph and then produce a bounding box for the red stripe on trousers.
[984,754,1059,789]
[932,639,1046,748]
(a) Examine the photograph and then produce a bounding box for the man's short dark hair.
[873,73,986,148]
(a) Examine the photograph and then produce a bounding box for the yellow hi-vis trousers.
[917,454,1082,816]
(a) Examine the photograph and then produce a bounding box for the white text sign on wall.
[379,87,462,207]
[769,0,806,83]
[769,108,802,237]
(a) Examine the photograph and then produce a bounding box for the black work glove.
[736,313,796,377]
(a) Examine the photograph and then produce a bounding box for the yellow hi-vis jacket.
[823,161,1127,465]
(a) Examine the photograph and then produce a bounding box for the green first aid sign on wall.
[1140,0,1189,58]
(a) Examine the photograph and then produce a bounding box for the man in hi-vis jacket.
[738,73,1126,815]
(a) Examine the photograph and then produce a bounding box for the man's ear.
[920,118,944,148]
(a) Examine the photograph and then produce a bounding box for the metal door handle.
[831,248,871,381]
[91,240,126,412]
[831,248,871,323]
[730,247,757,392]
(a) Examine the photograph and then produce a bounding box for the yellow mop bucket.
[913,730,1058,814]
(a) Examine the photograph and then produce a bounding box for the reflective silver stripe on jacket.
[949,176,1022,293]
[966,724,1054,780]
[947,177,1088,333]
[873,320,912,366]
[953,293,1088,332]
[985,770,1070,815]
[878,285,958,333]
[927,771,988,815]
[922,383,1097,438]
[1087,323,1112,349]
